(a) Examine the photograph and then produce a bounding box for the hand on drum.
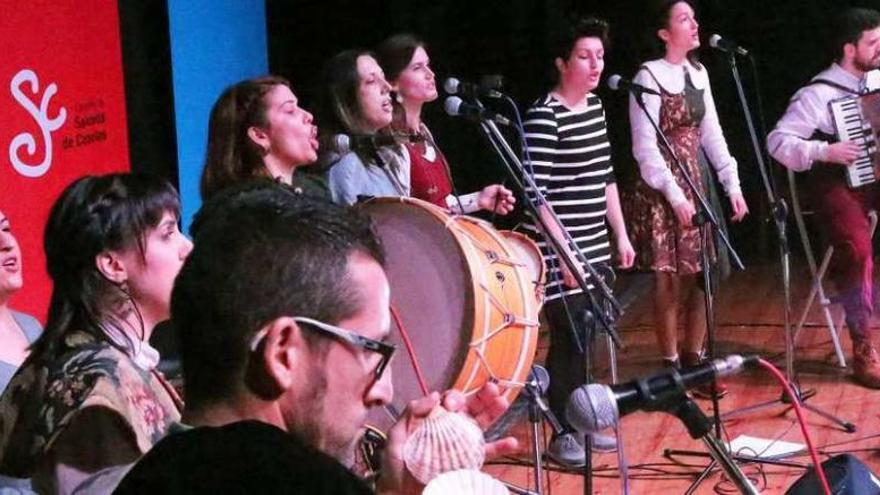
[477,184,516,215]
[376,384,518,495]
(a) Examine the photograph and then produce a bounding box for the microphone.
[607,75,661,97]
[329,133,421,154]
[527,365,550,394]
[444,96,512,126]
[524,365,565,436]
[709,34,749,56]
[566,354,757,434]
[594,263,616,285]
[443,76,504,99]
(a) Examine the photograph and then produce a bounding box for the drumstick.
[384,404,401,422]
[390,303,430,396]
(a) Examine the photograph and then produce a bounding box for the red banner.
[1,1,130,321]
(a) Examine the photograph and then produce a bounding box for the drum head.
[362,199,474,429]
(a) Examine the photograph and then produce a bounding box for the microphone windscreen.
[331,134,352,154]
[443,78,461,95]
[527,365,550,394]
[708,33,722,49]
[444,96,464,117]
[607,74,623,91]
[566,383,619,434]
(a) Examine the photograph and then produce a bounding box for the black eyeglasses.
[249,316,396,380]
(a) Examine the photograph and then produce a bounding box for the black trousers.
[544,292,594,432]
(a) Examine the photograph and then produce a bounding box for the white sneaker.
[546,433,585,467]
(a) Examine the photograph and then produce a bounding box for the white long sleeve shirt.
[767,64,879,172]
[629,58,742,207]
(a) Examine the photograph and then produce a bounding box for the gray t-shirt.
[325,146,411,205]
[0,311,41,395]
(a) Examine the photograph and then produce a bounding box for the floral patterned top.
[0,330,181,490]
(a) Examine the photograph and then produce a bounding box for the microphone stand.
[630,88,745,493]
[716,51,856,433]
[470,107,624,495]
[523,366,565,495]
[475,116,623,344]
[671,396,761,495]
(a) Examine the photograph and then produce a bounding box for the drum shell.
[360,197,542,431]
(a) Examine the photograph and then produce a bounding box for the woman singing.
[0,174,191,493]
[521,17,634,467]
[628,0,748,398]
[375,34,514,214]
[319,49,411,205]
[201,76,322,201]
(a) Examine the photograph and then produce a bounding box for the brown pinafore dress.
[629,65,710,275]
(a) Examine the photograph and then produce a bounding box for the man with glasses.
[112,181,516,494]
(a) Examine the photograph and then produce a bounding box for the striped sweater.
[520,93,614,301]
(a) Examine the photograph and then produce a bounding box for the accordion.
[830,91,880,188]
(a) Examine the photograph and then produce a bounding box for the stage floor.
[484,262,880,494]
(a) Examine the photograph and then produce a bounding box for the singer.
[319,50,411,205]
[374,34,515,215]
[200,76,325,201]
[626,0,748,399]
[0,174,190,492]
[519,17,634,467]
[767,8,880,389]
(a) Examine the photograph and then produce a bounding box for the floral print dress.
[629,66,711,275]
[0,330,181,488]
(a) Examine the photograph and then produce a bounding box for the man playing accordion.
[768,7,880,389]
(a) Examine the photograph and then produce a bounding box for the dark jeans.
[544,293,594,432]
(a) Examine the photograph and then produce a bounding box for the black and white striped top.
[520,93,614,301]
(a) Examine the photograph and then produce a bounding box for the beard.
[854,53,880,73]
[287,358,360,467]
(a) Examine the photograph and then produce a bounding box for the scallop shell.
[403,407,486,484]
[422,469,509,495]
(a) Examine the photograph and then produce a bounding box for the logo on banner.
[8,69,67,178]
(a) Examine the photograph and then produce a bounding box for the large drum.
[361,197,543,431]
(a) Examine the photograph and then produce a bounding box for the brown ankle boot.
[852,339,880,389]
[682,351,728,399]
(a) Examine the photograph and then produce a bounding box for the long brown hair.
[375,34,426,131]
[201,75,290,200]
[319,49,373,137]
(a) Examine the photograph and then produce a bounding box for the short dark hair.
[551,17,610,63]
[831,7,880,62]
[172,180,385,407]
